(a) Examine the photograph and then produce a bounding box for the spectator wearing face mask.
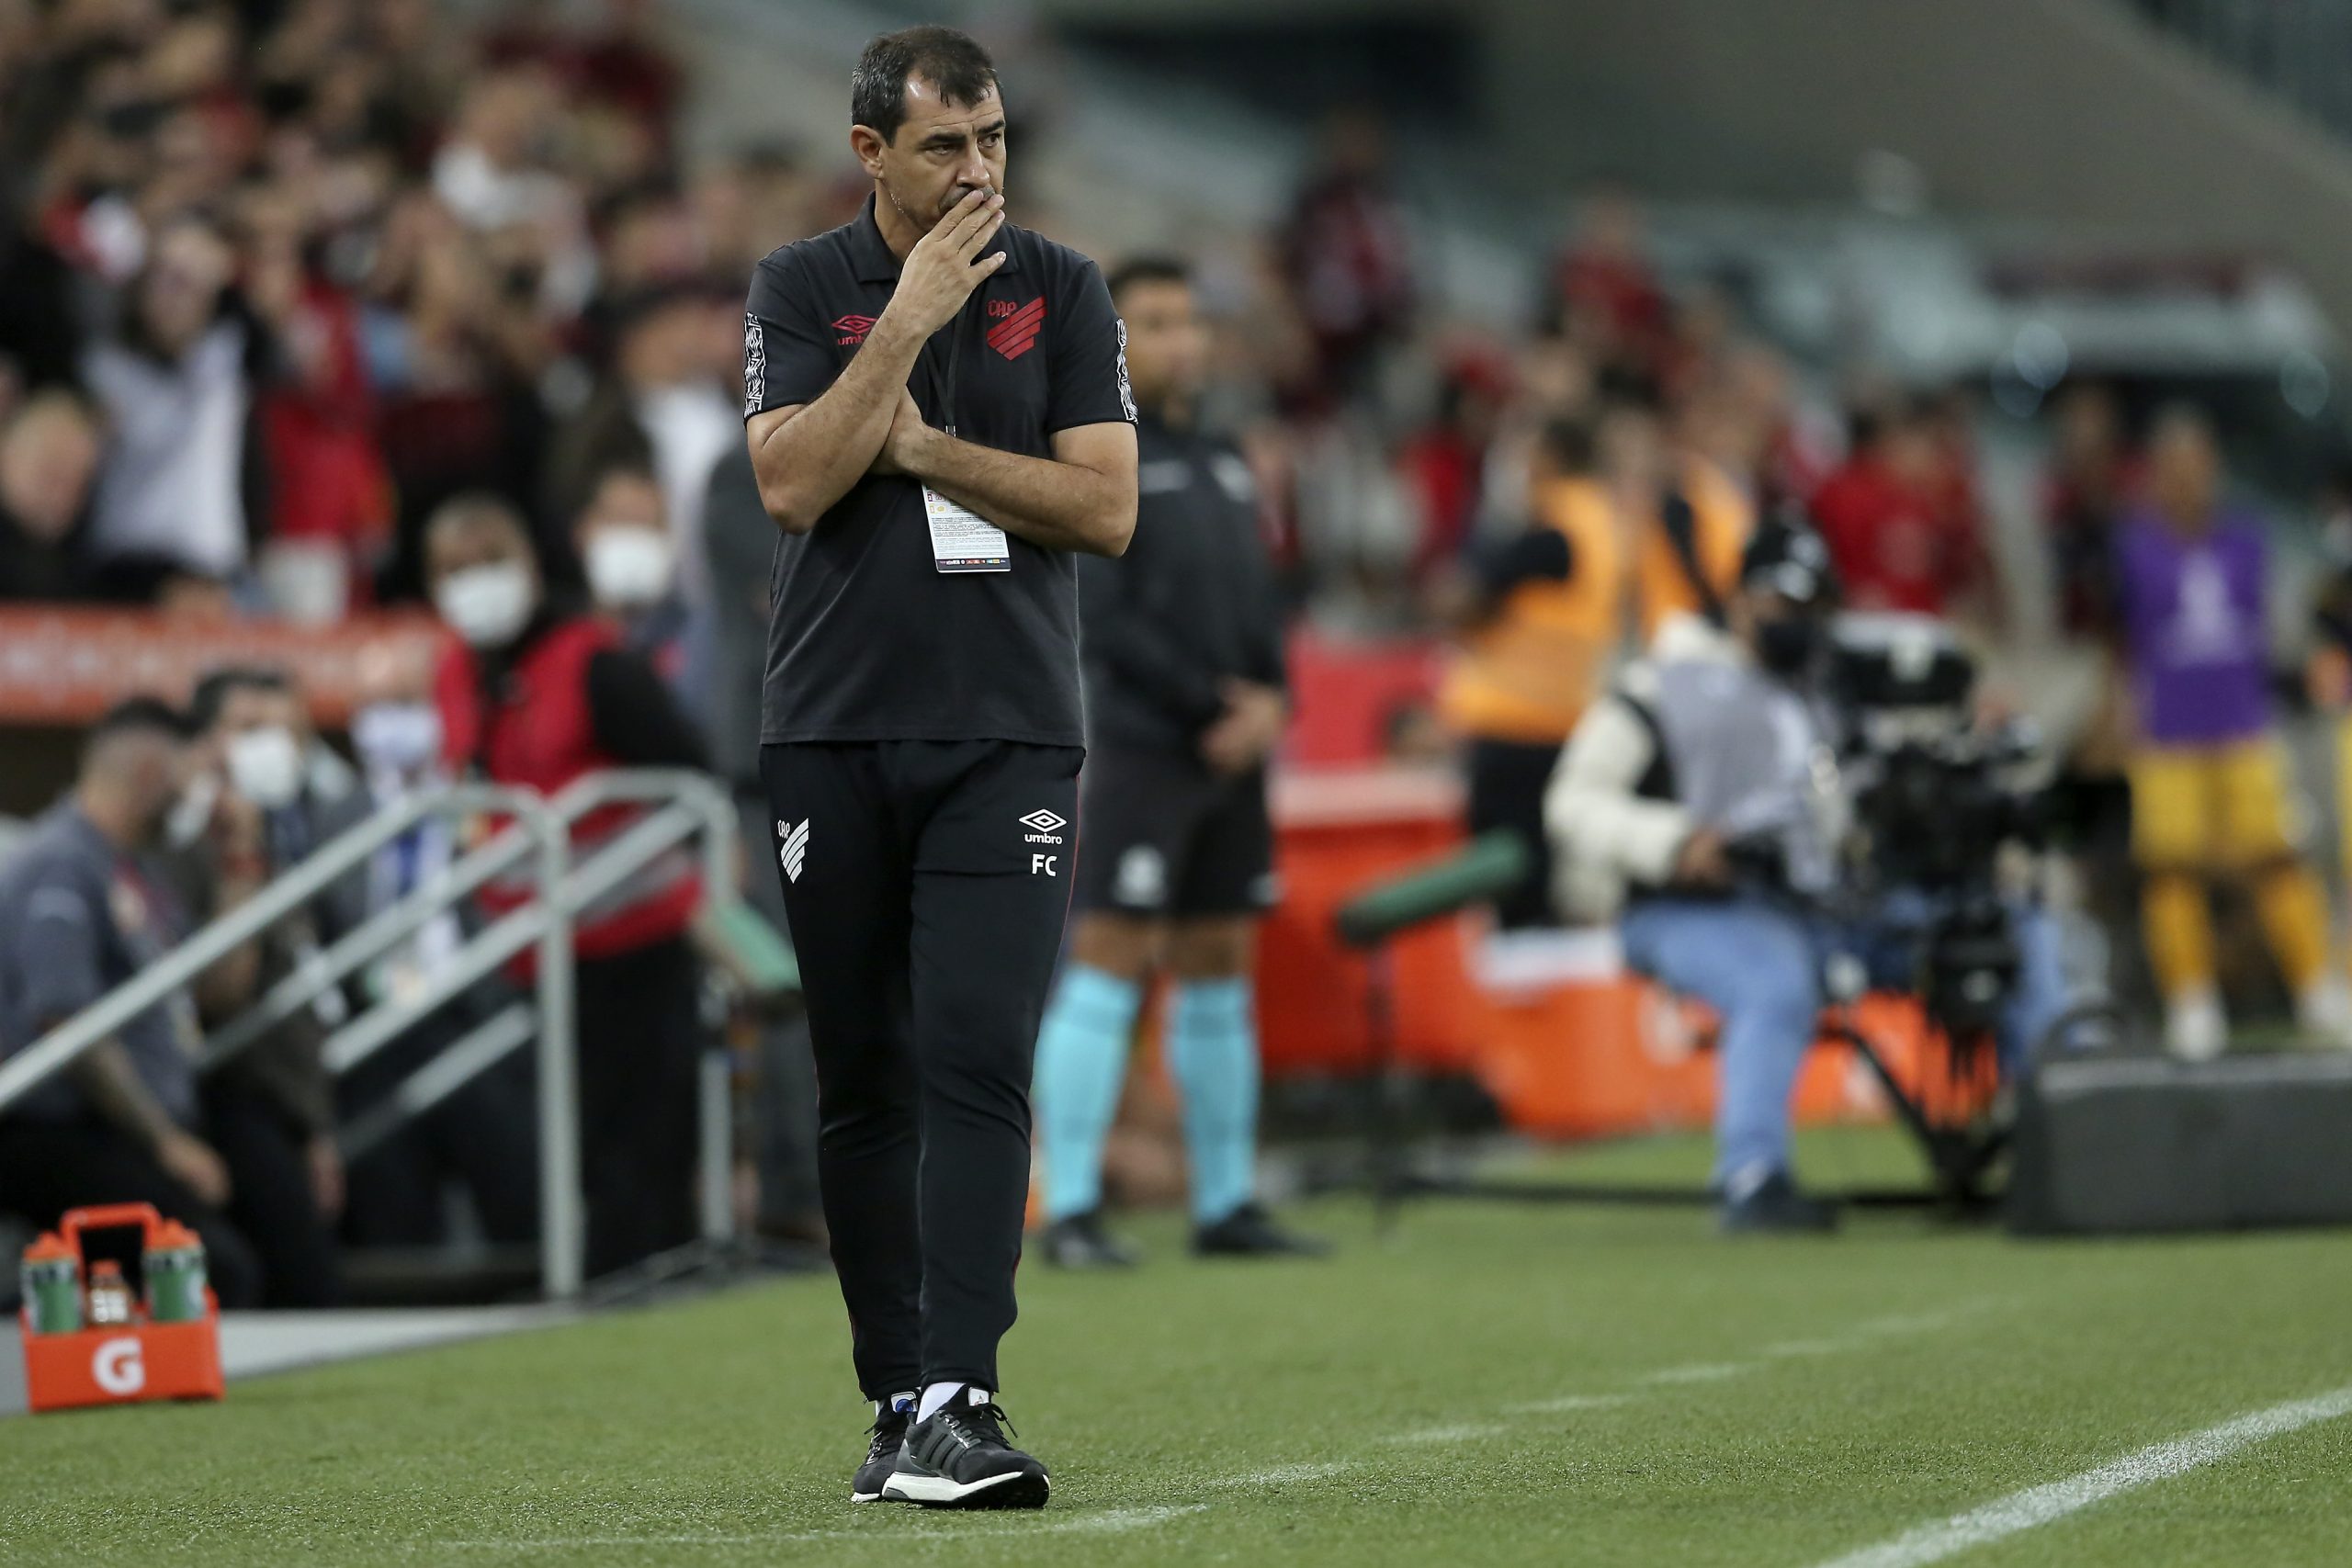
[157,666,350,1306]
[571,457,688,682]
[423,491,710,1278]
[324,658,543,1259]
[335,650,543,1251]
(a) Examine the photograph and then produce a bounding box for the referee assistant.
[742,27,1136,1510]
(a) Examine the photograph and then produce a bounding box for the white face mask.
[435,560,536,648]
[351,701,443,776]
[225,725,305,811]
[583,526,673,609]
[163,771,219,849]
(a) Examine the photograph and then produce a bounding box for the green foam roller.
[1332,830,1532,948]
[693,897,802,998]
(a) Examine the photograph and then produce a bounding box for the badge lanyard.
[921,290,1010,571]
[930,301,967,440]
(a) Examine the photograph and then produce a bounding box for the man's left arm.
[886,412,1136,557]
[878,254,1137,558]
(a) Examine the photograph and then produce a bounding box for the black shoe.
[851,1396,915,1503]
[1192,1201,1331,1258]
[881,1389,1051,1509]
[1040,1209,1139,1269]
[1717,1170,1840,1235]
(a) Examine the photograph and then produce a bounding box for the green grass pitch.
[5,1127,2350,1567]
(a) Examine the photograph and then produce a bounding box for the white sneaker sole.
[879,1468,1050,1509]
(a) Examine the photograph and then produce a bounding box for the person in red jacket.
[1809,397,1990,620]
[423,492,710,1278]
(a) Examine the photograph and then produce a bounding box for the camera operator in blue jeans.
[1544,525,2068,1232]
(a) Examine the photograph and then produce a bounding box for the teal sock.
[1033,964,1143,1223]
[1169,976,1261,1226]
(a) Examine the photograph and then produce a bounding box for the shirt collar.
[851,191,1021,284]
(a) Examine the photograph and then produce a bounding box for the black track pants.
[760,739,1081,1397]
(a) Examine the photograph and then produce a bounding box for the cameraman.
[1544,525,2066,1233]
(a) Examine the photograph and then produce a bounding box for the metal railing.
[0,769,741,1302]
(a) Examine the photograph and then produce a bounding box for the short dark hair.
[188,665,293,735]
[851,26,999,145]
[1107,254,1192,306]
[1535,417,1599,476]
[83,696,189,769]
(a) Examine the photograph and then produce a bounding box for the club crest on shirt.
[987,298,1046,361]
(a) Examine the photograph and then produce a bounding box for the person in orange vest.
[1439,398,1747,926]
[424,492,711,1278]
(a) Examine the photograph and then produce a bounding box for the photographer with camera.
[1544,525,2069,1232]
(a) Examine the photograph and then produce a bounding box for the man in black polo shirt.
[742,26,1136,1510]
[1033,256,1324,1269]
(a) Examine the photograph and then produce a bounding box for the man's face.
[857,78,1006,232]
[0,412,99,541]
[1113,278,1204,409]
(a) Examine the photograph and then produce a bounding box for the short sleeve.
[18,876,106,1029]
[1045,258,1136,434]
[743,252,841,421]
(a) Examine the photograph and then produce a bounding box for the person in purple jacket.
[2114,405,2346,1059]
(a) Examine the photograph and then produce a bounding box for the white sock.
[918,1382,980,1423]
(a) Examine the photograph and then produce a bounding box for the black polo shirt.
[1080,410,1287,757]
[743,195,1135,748]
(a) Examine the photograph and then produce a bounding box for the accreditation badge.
[922,487,1012,573]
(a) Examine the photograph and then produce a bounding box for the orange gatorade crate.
[19,1202,225,1415]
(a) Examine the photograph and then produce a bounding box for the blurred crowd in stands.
[7,0,2352,1303]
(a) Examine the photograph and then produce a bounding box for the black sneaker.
[851,1394,915,1503]
[880,1388,1050,1509]
[1717,1169,1840,1235]
[1040,1209,1139,1269]
[1193,1201,1331,1258]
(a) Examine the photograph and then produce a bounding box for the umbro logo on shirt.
[777,818,809,883]
[987,298,1046,360]
[832,313,876,346]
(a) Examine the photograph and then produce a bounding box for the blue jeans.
[1619,892,2066,1188]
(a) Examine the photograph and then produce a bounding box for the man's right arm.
[745,190,1008,534]
[20,879,230,1203]
[1544,681,1698,916]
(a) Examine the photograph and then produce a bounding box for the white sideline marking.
[1209,1461,1358,1488]
[1811,1384,2352,1568]
[434,1505,1207,1551]
[1042,1505,1210,1535]
[1506,1393,1635,1416]
[1639,1362,1747,1385]
[1759,1338,1849,1359]
[1383,1422,1511,1445]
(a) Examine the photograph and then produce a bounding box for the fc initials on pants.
[1031,853,1057,876]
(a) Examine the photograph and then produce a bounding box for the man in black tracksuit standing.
[1031,257,1324,1269]
[741,27,1137,1509]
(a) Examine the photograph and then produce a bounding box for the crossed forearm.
[899,429,1134,556]
[752,317,928,534]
